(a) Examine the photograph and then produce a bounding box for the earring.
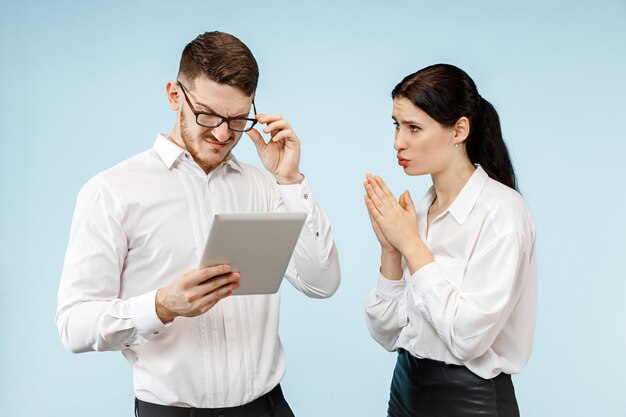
[455,143,460,148]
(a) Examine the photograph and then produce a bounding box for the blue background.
[1,1,625,416]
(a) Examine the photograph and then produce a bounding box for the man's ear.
[453,116,470,144]
[166,80,180,112]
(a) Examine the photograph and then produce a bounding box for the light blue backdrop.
[1,1,625,416]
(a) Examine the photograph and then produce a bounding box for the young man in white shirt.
[56,31,340,417]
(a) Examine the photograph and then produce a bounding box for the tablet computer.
[199,212,307,295]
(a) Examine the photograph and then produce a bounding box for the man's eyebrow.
[194,102,249,118]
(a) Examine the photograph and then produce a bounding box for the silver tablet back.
[199,212,307,295]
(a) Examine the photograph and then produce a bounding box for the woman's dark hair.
[178,31,259,96]
[391,64,517,190]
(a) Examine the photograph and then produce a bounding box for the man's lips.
[203,137,232,148]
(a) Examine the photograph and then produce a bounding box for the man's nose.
[212,122,231,142]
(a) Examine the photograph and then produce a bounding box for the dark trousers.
[388,349,520,417]
[135,385,295,417]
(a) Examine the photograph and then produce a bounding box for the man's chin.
[194,147,233,168]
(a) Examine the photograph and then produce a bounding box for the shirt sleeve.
[364,273,409,351]
[408,232,532,362]
[56,178,168,353]
[274,177,341,298]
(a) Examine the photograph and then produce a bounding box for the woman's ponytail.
[467,97,517,190]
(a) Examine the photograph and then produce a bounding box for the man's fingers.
[269,130,296,143]
[197,282,239,313]
[262,119,289,134]
[193,272,239,298]
[245,128,266,150]
[188,264,232,286]
[256,113,283,124]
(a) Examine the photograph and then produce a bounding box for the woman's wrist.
[381,246,401,256]
[380,250,403,280]
[401,237,434,275]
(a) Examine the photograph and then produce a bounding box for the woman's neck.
[430,160,476,212]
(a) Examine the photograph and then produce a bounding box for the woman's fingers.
[366,174,387,202]
[365,174,402,217]
[365,195,388,238]
[364,194,383,222]
[374,176,395,199]
[365,182,385,215]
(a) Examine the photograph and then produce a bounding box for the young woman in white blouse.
[364,64,537,417]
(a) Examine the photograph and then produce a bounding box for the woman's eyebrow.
[392,115,422,125]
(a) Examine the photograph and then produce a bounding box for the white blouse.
[365,166,537,379]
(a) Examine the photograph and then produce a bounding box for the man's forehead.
[187,77,253,116]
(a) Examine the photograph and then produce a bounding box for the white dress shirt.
[57,135,340,408]
[365,166,536,379]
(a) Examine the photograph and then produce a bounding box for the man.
[56,31,340,416]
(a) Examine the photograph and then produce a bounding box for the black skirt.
[388,349,520,417]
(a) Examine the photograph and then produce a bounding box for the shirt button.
[124,344,130,348]
[303,193,309,199]
[153,331,159,335]
[185,153,190,158]
[315,232,319,237]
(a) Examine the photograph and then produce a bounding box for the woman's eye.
[410,125,420,133]
[393,122,399,130]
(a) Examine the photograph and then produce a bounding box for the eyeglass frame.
[177,81,258,132]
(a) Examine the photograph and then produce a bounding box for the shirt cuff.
[377,273,407,300]
[128,289,169,340]
[407,261,440,301]
[278,177,314,213]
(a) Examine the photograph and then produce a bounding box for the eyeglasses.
[177,81,258,132]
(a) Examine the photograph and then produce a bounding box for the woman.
[364,64,536,417]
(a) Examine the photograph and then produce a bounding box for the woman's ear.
[166,80,180,112]
[453,116,470,145]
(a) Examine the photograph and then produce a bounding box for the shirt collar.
[418,165,489,225]
[447,165,489,224]
[153,134,185,169]
[223,154,243,173]
[153,134,243,174]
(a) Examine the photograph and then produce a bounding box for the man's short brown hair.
[177,31,259,96]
